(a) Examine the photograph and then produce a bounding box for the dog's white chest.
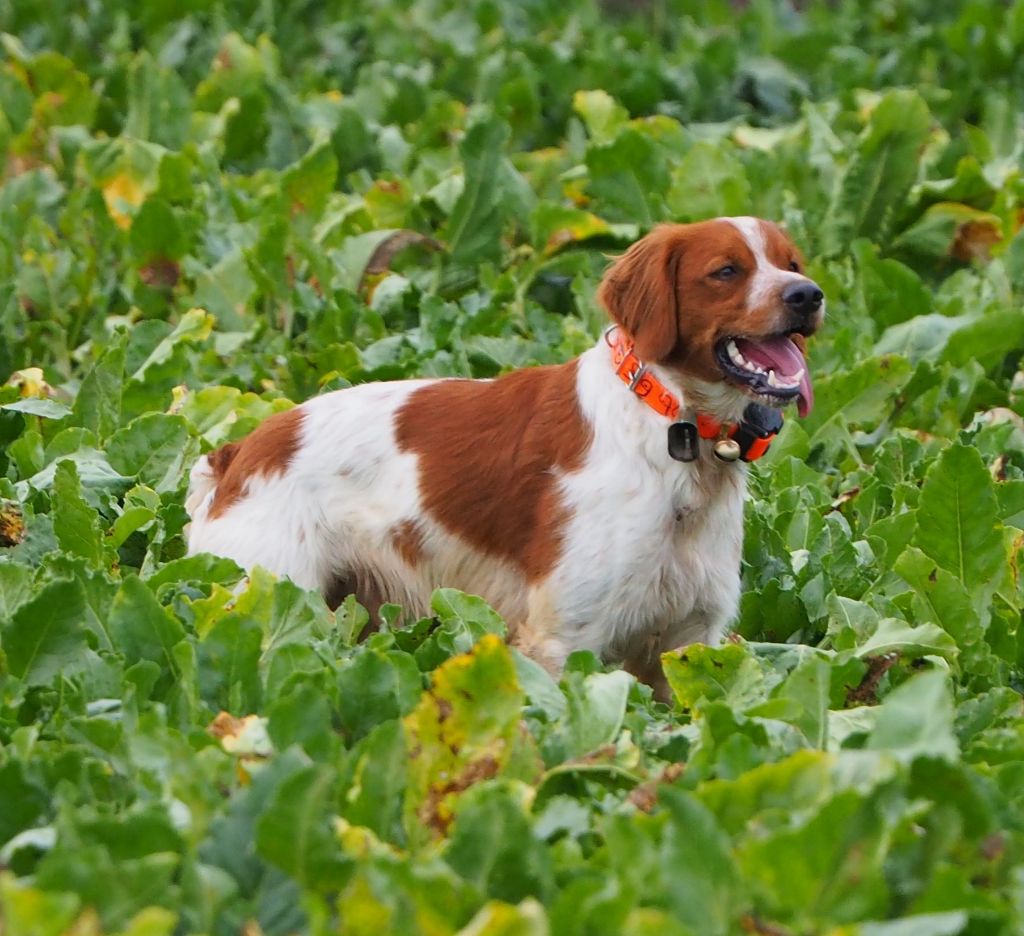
[549,439,746,657]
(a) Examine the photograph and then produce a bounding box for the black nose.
[782,280,824,317]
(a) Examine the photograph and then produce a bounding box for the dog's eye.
[711,264,738,280]
[788,260,800,272]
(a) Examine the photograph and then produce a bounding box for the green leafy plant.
[2,1,1024,933]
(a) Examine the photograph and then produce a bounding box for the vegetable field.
[3,1,1024,933]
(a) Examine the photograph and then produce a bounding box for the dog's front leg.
[508,584,573,678]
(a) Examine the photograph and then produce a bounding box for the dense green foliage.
[2,0,1024,933]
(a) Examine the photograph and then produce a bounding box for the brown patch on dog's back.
[208,407,305,519]
[391,519,426,566]
[395,362,591,582]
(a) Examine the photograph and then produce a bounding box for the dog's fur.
[185,217,824,691]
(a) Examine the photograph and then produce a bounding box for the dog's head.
[598,217,824,417]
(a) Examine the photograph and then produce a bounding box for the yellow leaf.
[115,906,179,936]
[456,899,550,936]
[102,172,146,230]
[63,908,102,936]
[208,712,274,782]
[167,384,189,415]
[7,366,55,399]
[0,500,25,547]
[562,178,590,208]
[336,873,394,936]
[403,635,523,844]
[542,210,611,257]
[208,712,273,757]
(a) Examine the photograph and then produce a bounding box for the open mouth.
[714,335,814,417]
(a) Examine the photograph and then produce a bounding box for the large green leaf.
[667,140,751,221]
[106,413,198,493]
[0,564,34,620]
[197,612,262,711]
[660,789,743,936]
[821,90,933,254]
[913,444,1005,592]
[255,765,350,890]
[894,547,981,654]
[282,139,338,214]
[867,669,959,763]
[108,574,186,678]
[2,578,87,685]
[444,782,553,904]
[51,460,106,567]
[336,646,422,742]
[71,331,127,442]
[445,113,514,265]
[737,788,889,926]
[338,720,408,843]
[585,128,669,226]
[543,668,631,763]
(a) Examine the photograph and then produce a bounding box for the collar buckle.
[625,362,648,392]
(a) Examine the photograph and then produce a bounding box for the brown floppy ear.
[597,226,681,362]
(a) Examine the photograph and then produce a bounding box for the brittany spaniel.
[185,217,823,692]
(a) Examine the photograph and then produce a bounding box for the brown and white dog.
[185,217,824,690]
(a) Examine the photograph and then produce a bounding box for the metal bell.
[713,438,742,462]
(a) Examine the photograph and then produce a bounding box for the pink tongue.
[734,336,814,418]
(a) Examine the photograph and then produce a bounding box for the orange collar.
[605,326,721,438]
[604,326,781,463]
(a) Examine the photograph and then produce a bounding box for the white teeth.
[766,369,800,391]
[726,340,747,367]
[729,341,764,375]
